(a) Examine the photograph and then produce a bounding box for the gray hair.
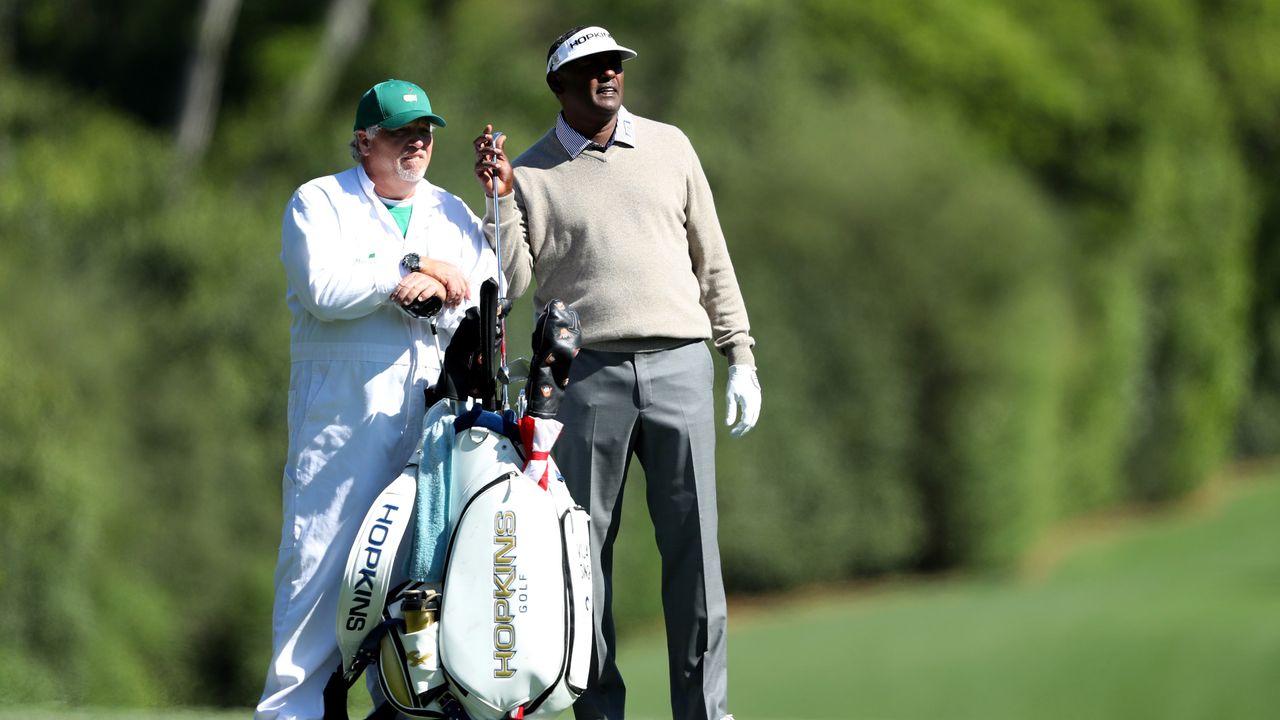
[349,124,381,161]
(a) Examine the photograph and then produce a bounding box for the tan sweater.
[486,114,755,367]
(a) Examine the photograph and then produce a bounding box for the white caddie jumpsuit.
[255,165,497,720]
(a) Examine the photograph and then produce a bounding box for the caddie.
[472,25,761,720]
[255,78,497,720]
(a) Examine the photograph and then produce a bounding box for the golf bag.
[437,409,592,720]
[329,291,591,720]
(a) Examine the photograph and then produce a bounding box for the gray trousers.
[555,342,728,720]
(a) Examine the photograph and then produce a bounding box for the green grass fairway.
[615,470,1280,720]
[4,470,1276,720]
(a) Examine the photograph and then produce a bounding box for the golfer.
[256,79,496,720]
[473,26,760,720]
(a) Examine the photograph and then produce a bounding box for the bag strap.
[323,614,454,720]
[322,617,398,720]
[335,472,417,674]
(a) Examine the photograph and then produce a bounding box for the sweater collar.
[555,106,637,158]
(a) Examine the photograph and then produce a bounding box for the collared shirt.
[555,106,638,159]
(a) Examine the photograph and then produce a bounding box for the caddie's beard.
[395,157,427,183]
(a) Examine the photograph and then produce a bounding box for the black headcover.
[431,307,483,405]
[477,279,500,410]
[429,279,506,408]
[525,299,582,419]
[403,295,443,319]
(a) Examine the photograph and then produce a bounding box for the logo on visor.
[550,29,614,71]
[567,30,611,50]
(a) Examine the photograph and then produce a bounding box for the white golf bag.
[437,418,592,720]
[331,292,591,720]
[331,419,592,720]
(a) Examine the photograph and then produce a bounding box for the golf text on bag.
[493,509,529,678]
[346,502,402,633]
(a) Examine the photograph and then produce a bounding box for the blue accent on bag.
[453,404,523,446]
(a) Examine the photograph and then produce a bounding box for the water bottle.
[401,589,439,633]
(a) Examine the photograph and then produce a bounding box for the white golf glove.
[724,365,761,438]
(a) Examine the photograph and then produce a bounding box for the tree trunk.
[174,0,242,167]
[287,0,374,127]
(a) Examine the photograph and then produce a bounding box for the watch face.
[402,253,420,272]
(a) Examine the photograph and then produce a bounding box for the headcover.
[525,300,582,419]
[432,307,484,404]
[401,295,442,319]
[477,279,501,410]
[432,279,507,409]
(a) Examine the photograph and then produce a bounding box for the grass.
[616,467,1280,719]
[5,468,1277,720]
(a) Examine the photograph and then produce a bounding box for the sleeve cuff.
[487,191,517,220]
[726,343,755,368]
[375,257,406,297]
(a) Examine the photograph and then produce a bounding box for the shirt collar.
[555,106,637,158]
[355,164,440,210]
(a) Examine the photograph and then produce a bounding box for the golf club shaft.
[490,131,509,410]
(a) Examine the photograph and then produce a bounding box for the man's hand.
[417,258,471,307]
[724,365,761,438]
[473,124,513,198]
[391,273,446,308]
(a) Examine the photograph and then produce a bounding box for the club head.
[506,356,531,379]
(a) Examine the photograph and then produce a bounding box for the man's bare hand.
[474,124,513,198]
[390,273,446,308]
[418,258,471,306]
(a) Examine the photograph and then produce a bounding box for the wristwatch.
[398,252,442,319]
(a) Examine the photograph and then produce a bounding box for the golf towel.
[407,399,455,583]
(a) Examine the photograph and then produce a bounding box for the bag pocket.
[561,504,592,693]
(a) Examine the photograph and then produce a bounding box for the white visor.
[546,26,638,75]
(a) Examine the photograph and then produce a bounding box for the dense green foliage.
[0,0,1277,707]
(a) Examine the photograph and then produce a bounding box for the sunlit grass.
[617,467,1280,720]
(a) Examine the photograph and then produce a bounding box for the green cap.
[353,79,447,131]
